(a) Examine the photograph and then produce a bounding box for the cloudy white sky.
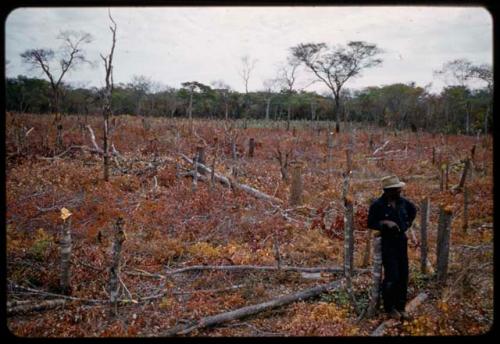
[5,6,493,94]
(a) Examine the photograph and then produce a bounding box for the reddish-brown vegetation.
[6,113,493,336]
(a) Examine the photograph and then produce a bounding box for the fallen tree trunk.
[165,264,371,275]
[371,292,428,336]
[163,279,343,336]
[7,299,66,316]
[180,153,283,204]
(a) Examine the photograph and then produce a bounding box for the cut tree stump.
[163,279,343,336]
[371,292,428,336]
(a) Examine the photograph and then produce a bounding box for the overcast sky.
[5,6,493,94]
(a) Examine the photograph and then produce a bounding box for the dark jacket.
[367,194,417,237]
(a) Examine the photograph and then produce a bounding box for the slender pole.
[420,197,430,274]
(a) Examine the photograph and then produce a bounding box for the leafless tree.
[239,55,257,128]
[262,78,278,121]
[21,31,93,150]
[291,41,382,132]
[434,58,474,87]
[276,57,300,131]
[239,55,257,94]
[100,11,117,182]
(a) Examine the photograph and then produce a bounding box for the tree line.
[6,74,492,135]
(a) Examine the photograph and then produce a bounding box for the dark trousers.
[381,233,408,312]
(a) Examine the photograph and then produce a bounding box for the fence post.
[289,160,305,206]
[367,231,382,317]
[436,205,453,284]
[109,217,126,316]
[420,197,430,274]
[344,196,354,277]
[462,187,469,234]
[60,209,72,295]
[248,138,255,158]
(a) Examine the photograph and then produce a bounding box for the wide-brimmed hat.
[381,175,406,189]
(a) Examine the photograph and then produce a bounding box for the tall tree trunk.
[103,117,110,181]
[265,98,271,121]
[287,102,291,131]
[334,95,340,133]
[311,100,316,121]
[484,104,489,135]
[188,90,193,121]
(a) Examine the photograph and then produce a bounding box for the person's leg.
[382,238,400,313]
[396,235,409,312]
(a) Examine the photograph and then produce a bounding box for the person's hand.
[380,220,400,232]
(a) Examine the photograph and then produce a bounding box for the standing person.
[367,175,417,320]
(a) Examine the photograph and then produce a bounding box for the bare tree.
[291,41,382,132]
[21,31,93,150]
[100,11,117,182]
[239,55,257,94]
[276,58,300,131]
[433,58,479,135]
[262,78,278,121]
[434,59,474,87]
[239,55,257,128]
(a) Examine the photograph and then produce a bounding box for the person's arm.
[406,200,417,227]
[367,203,381,231]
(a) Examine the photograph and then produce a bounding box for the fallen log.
[372,140,390,155]
[163,279,343,336]
[165,264,371,275]
[7,299,66,316]
[180,153,283,204]
[371,292,428,336]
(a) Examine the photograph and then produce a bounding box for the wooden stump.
[362,229,372,268]
[436,205,453,284]
[462,187,469,234]
[420,197,430,274]
[343,196,354,277]
[60,216,72,295]
[346,149,353,172]
[196,144,206,166]
[109,217,126,316]
[457,158,471,191]
[248,138,255,158]
[367,231,382,317]
[289,160,305,206]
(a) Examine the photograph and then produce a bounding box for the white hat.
[381,175,406,189]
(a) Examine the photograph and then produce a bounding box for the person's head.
[383,187,402,199]
[381,175,405,199]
